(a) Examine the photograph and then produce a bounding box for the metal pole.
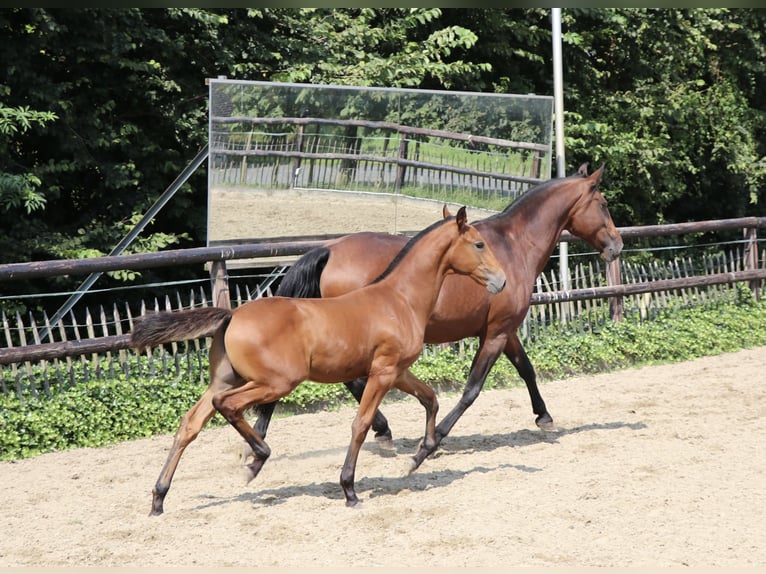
[40,144,209,341]
[552,8,570,295]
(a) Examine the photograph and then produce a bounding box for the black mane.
[486,170,588,221]
[371,216,452,284]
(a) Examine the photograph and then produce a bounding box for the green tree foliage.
[0,8,764,313]
[0,103,57,213]
[0,8,492,266]
[560,8,766,225]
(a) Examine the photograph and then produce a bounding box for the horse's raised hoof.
[404,457,418,476]
[535,413,558,432]
[374,434,395,452]
[242,459,266,484]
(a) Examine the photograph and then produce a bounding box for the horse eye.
[475,241,484,250]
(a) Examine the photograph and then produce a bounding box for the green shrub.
[1,297,765,461]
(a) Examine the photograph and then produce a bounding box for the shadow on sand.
[193,419,646,511]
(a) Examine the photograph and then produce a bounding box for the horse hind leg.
[150,331,242,516]
[150,385,222,516]
[212,381,277,484]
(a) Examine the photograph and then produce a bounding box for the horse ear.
[577,162,589,176]
[456,206,467,230]
[590,163,605,190]
[442,204,453,219]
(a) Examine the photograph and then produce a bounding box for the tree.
[0,103,57,213]
[559,8,766,225]
[0,8,498,313]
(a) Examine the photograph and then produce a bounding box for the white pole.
[552,8,570,296]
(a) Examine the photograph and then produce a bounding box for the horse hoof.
[241,467,256,484]
[374,437,396,452]
[535,414,558,432]
[406,456,424,476]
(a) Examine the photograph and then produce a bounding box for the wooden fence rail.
[1,216,765,397]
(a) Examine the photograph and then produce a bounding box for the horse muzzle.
[600,235,624,262]
[485,271,507,294]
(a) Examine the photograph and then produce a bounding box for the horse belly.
[307,339,371,383]
[224,300,312,384]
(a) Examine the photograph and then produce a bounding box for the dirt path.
[1,346,765,567]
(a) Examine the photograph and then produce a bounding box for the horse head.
[448,206,506,294]
[565,164,623,262]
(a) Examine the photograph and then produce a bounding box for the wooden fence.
[2,216,766,398]
[209,116,550,202]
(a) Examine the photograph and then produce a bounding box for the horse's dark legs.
[245,378,391,463]
[343,378,393,442]
[504,333,555,430]
[410,337,506,470]
[252,401,276,438]
[392,371,439,474]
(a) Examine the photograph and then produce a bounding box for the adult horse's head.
[565,164,623,262]
[445,205,507,294]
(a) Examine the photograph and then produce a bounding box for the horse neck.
[490,180,584,276]
[376,225,455,325]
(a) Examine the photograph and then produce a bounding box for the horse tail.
[276,246,330,298]
[130,307,232,352]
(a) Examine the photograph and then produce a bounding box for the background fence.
[2,216,765,399]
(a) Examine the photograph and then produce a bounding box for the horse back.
[320,232,407,297]
[225,295,416,386]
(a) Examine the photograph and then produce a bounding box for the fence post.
[395,132,409,192]
[606,257,624,322]
[291,121,305,188]
[210,260,231,309]
[744,226,760,300]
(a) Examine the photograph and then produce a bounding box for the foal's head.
[445,206,506,294]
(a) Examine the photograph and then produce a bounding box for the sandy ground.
[1,346,764,567]
[208,187,498,241]
[207,187,498,268]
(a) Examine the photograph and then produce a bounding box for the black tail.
[276,246,330,298]
[130,307,231,352]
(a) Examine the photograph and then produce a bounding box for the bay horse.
[252,163,623,471]
[131,206,506,514]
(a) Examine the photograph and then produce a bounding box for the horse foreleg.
[212,382,274,483]
[416,337,506,471]
[391,370,439,474]
[252,401,277,439]
[150,388,219,516]
[340,375,391,507]
[344,377,393,444]
[504,333,555,430]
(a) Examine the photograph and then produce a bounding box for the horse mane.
[371,216,453,284]
[487,169,590,221]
